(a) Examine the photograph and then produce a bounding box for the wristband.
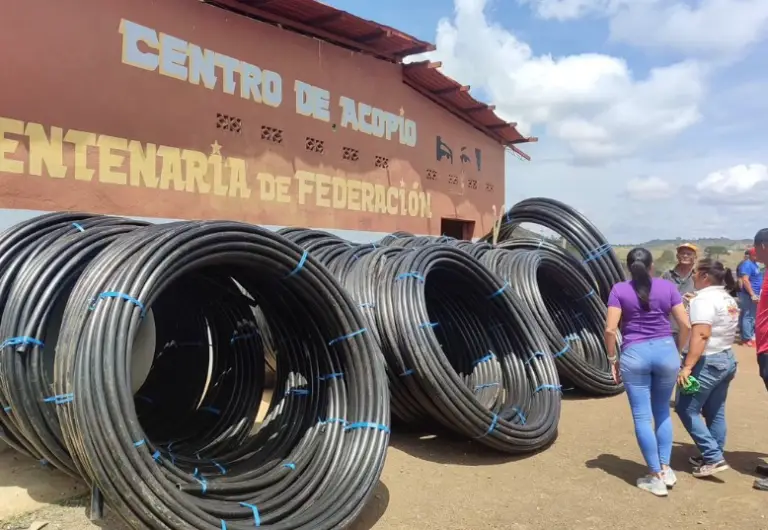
[607,356,617,363]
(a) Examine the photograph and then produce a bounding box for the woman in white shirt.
[675,258,739,478]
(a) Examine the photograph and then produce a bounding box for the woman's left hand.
[677,366,692,387]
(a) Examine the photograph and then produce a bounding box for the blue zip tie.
[285,250,309,278]
[582,244,611,264]
[200,406,221,415]
[472,352,496,366]
[476,414,499,439]
[72,222,85,232]
[285,389,309,396]
[283,462,296,470]
[240,502,261,526]
[230,331,258,344]
[344,422,390,433]
[1,336,44,349]
[3,406,11,413]
[474,382,500,391]
[328,328,367,346]
[524,352,545,365]
[197,477,208,494]
[133,439,146,448]
[152,450,161,461]
[319,372,344,381]
[534,384,563,394]
[419,321,439,329]
[512,406,527,425]
[221,521,227,530]
[400,368,414,377]
[43,393,74,405]
[91,291,145,315]
[488,280,509,299]
[359,302,375,309]
[553,343,570,358]
[395,271,425,282]
[578,289,596,300]
[213,461,227,475]
[193,467,201,478]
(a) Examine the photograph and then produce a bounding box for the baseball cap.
[748,247,757,256]
[677,242,698,253]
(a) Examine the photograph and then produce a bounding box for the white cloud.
[419,0,706,163]
[610,0,768,57]
[696,163,768,204]
[625,176,675,201]
[521,0,768,57]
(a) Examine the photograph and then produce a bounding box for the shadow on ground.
[388,425,541,466]
[348,481,389,530]
[585,443,768,487]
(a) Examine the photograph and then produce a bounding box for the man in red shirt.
[752,228,768,489]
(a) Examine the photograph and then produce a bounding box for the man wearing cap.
[662,243,698,323]
[751,230,768,490]
[738,247,762,347]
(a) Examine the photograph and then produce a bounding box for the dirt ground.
[2,344,768,530]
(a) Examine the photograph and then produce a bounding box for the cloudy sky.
[326,0,768,243]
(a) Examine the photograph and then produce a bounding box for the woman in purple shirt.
[605,248,691,497]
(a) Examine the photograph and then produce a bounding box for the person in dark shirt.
[662,243,697,341]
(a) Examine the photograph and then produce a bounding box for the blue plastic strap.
[283,462,296,470]
[1,336,44,349]
[152,450,161,461]
[285,389,309,396]
[230,331,258,344]
[512,406,527,425]
[221,521,227,530]
[200,406,221,415]
[213,461,227,475]
[419,321,439,329]
[524,352,545,365]
[344,422,390,433]
[2,406,10,413]
[240,502,261,526]
[327,328,366,346]
[474,382,500,391]
[553,343,570,358]
[72,222,85,232]
[359,302,375,309]
[476,414,499,439]
[197,477,208,494]
[44,393,74,405]
[582,244,612,264]
[472,352,496,366]
[399,368,414,377]
[92,291,145,315]
[395,271,425,282]
[578,289,596,300]
[488,281,509,299]
[319,372,343,381]
[534,384,563,394]
[133,439,146,448]
[285,250,309,278]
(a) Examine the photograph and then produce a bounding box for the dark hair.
[627,247,653,311]
[755,229,768,248]
[697,258,736,292]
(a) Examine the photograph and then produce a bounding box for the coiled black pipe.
[481,238,622,395]
[481,197,624,300]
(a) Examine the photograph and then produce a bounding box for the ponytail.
[723,268,736,293]
[627,247,654,311]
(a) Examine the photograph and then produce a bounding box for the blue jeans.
[675,349,738,464]
[739,292,756,340]
[620,337,680,474]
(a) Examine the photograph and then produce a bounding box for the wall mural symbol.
[436,136,453,163]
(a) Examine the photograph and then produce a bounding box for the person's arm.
[679,298,714,383]
[741,262,757,297]
[604,306,621,360]
[671,304,691,352]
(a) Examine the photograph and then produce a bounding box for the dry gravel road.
[2,344,767,530]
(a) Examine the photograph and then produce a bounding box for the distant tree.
[659,249,675,262]
[705,245,729,259]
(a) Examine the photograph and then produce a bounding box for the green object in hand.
[680,375,700,395]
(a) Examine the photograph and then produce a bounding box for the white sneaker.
[662,468,677,488]
[637,475,668,497]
